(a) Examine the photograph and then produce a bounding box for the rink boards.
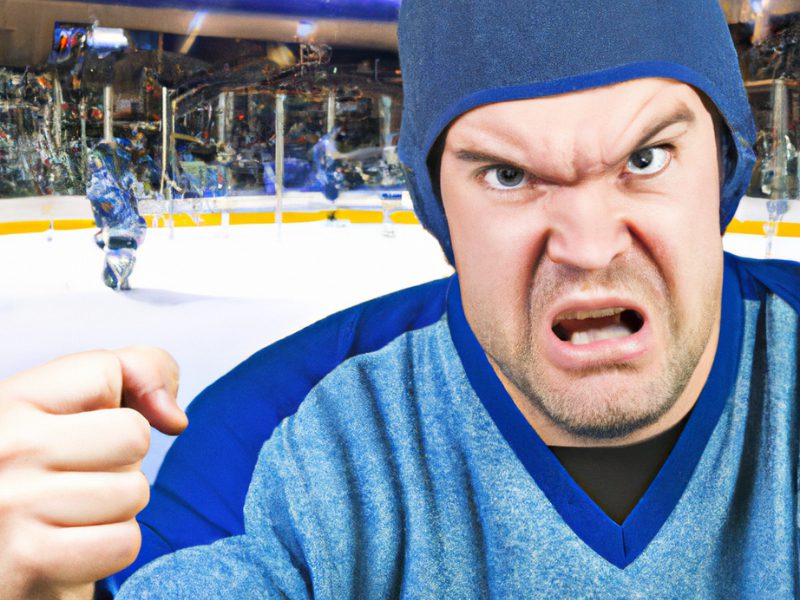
[0,193,799,238]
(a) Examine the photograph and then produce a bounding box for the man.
[110,0,799,597]
[2,0,798,597]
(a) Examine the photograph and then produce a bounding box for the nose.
[544,184,632,270]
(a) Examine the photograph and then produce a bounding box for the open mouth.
[552,307,645,346]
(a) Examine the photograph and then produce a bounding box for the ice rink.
[0,218,454,478]
[0,211,797,479]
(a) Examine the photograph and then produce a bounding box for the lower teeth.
[570,325,631,345]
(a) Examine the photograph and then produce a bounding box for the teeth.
[570,325,631,345]
[558,307,625,321]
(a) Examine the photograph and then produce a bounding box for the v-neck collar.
[446,254,744,568]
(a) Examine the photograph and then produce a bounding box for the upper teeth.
[557,307,625,321]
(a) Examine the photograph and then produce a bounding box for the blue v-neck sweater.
[119,254,800,598]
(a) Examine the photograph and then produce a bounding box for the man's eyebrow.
[632,105,695,150]
[452,148,524,166]
[449,105,697,167]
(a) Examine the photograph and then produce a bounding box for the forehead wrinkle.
[446,118,541,171]
[447,82,703,182]
[597,95,695,171]
[448,113,582,182]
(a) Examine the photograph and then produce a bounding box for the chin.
[498,341,701,442]
[528,372,681,440]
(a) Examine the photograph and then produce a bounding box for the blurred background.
[0,0,797,478]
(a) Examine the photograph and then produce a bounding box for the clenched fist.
[0,347,186,600]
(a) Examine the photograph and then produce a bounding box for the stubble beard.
[480,257,720,441]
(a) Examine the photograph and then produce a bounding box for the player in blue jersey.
[3,0,800,598]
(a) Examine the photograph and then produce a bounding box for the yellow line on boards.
[54,219,96,230]
[0,213,798,237]
[283,212,334,223]
[724,219,800,237]
[0,221,52,234]
[391,211,421,225]
[229,212,334,225]
[334,209,383,224]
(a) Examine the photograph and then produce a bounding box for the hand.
[0,347,186,600]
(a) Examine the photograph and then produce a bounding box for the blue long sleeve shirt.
[118,254,800,598]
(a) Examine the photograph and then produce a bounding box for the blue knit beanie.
[397,0,756,264]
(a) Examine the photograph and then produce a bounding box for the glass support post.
[379,95,392,147]
[275,93,287,234]
[326,90,336,133]
[53,77,63,149]
[80,98,88,176]
[103,85,114,144]
[216,93,227,144]
[765,79,791,257]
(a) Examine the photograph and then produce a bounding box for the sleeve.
[116,535,310,600]
[118,433,320,600]
[118,337,415,600]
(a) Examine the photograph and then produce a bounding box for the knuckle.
[123,470,149,501]
[96,351,123,405]
[0,370,33,403]
[124,345,180,391]
[0,425,39,470]
[106,520,142,569]
[132,472,150,511]
[110,472,150,519]
[156,346,180,374]
[136,345,174,366]
[0,483,27,522]
[0,435,21,467]
[117,409,151,459]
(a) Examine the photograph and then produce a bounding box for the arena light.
[296,20,318,41]
[180,11,208,54]
[87,27,129,53]
[751,0,771,14]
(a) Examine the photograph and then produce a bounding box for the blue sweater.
[119,254,800,598]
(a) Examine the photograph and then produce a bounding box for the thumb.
[113,346,187,435]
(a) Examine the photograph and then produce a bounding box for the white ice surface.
[0,218,797,481]
[0,221,453,480]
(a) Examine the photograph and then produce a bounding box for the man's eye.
[484,166,526,190]
[625,147,671,176]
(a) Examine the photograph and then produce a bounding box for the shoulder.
[727,253,800,315]
[126,277,452,584]
[244,316,457,561]
[253,315,460,499]
[191,276,453,420]
[273,315,452,449]
[167,276,453,467]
